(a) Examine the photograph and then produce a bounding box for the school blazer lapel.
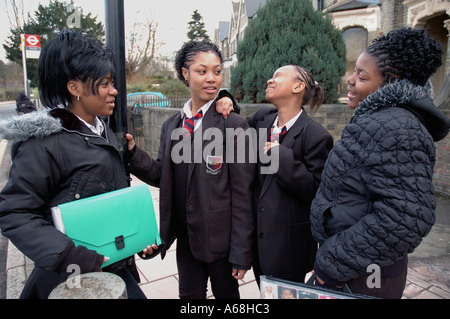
[258,112,277,198]
[164,113,183,159]
[186,107,222,187]
[259,110,310,200]
[282,110,311,149]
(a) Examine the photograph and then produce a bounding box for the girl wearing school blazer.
[219,65,333,284]
[127,41,255,299]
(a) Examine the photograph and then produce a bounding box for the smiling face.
[84,74,118,117]
[347,51,385,109]
[265,65,305,104]
[182,51,222,111]
[68,73,118,124]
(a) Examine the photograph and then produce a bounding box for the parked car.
[127,92,171,111]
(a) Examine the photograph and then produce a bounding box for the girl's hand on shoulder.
[216,97,234,119]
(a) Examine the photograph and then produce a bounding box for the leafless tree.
[126,13,165,77]
[3,0,26,30]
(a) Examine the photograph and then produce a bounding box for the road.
[0,101,16,299]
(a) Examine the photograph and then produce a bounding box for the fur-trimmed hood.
[0,109,85,144]
[354,79,449,142]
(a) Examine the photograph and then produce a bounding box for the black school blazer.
[131,95,256,268]
[248,107,333,280]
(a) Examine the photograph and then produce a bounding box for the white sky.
[0,0,234,63]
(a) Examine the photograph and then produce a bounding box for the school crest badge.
[206,156,223,175]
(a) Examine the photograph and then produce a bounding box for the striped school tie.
[270,126,287,142]
[183,111,203,137]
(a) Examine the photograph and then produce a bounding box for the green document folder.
[51,184,161,268]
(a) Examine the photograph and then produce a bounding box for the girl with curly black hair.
[310,27,449,298]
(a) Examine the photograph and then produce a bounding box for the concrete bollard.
[48,272,127,299]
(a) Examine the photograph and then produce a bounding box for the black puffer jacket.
[310,80,449,285]
[0,109,133,298]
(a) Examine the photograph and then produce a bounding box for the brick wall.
[380,0,404,34]
[136,104,449,197]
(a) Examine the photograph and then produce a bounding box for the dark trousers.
[176,233,240,299]
[252,254,307,288]
[117,268,147,299]
[347,267,408,299]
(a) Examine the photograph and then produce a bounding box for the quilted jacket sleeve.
[0,138,102,273]
[314,111,437,284]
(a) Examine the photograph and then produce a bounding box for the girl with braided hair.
[217,64,334,285]
[310,27,449,298]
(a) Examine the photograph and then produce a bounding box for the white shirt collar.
[75,115,105,136]
[181,99,214,119]
[272,109,303,133]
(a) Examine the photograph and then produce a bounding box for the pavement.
[1,138,449,299]
[3,178,261,300]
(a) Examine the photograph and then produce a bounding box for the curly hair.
[175,40,223,86]
[366,27,443,86]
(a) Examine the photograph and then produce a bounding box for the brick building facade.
[214,0,449,100]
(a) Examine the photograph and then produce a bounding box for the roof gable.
[326,0,380,12]
[245,0,267,17]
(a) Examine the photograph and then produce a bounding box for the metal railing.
[127,94,189,113]
[127,94,189,150]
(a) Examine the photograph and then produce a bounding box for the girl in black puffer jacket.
[310,27,449,298]
[0,31,157,299]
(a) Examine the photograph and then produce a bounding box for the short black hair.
[38,30,116,109]
[366,27,443,86]
[175,40,223,86]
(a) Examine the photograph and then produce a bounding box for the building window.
[317,0,324,11]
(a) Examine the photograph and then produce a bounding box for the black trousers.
[176,233,240,299]
[347,268,408,299]
[252,254,308,288]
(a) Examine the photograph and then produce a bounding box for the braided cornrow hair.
[292,65,324,113]
[366,27,443,86]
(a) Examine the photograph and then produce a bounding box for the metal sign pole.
[20,34,28,97]
[105,0,127,136]
[105,0,131,185]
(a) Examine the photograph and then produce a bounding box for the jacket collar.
[0,108,108,144]
[354,79,434,118]
[354,79,449,142]
[50,109,83,132]
[0,109,63,143]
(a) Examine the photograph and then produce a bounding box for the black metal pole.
[105,0,131,184]
[105,0,127,137]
